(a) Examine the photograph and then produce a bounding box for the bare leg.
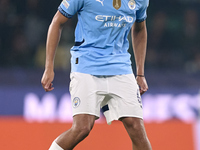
[55,114,96,150]
[121,117,152,150]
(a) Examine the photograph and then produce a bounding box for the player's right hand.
[41,69,55,92]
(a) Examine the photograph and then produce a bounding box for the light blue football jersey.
[58,0,149,75]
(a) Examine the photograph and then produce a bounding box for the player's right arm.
[41,11,68,92]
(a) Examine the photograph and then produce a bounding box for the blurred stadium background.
[0,0,200,149]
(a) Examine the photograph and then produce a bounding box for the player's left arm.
[131,20,148,95]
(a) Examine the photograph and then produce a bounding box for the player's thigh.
[69,72,102,118]
[108,74,143,118]
[109,74,141,106]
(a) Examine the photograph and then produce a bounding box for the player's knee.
[127,122,141,134]
[72,124,91,138]
[79,126,91,137]
[123,118,144,135]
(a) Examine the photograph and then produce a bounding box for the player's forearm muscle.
[45,11,68,70]
[131,21,147,75]
[45,23,62,70]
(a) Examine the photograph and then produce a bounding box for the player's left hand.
[136,76,148,95]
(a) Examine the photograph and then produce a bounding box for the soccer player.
[41,0,152,149]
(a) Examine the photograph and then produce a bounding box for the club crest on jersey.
[62,0,70,9]
[73,97,81,108]
[128,0,136,10]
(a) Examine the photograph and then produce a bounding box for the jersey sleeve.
[135,0,149,23]
[58,0,84,18]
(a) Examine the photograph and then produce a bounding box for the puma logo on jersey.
[96,0,104,6]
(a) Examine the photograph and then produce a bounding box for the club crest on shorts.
[128,0,136,10]
[73,97,81,108]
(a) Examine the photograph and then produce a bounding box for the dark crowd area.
[0,0,63,67]
[0,0,200,74]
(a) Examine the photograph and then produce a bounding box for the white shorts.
[69,72,143,124]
